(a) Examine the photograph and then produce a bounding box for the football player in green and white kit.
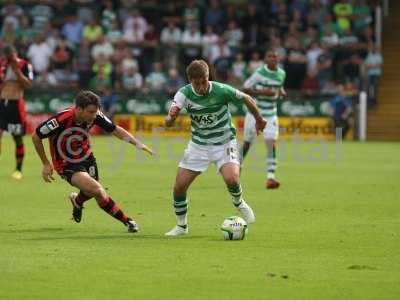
[241,50,286,189]
[165,60,266,236]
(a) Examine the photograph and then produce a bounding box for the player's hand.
[42,162,55,183]
[8,54,19,70]
[141,144,155,156]
[165,106,180,127]
[278,89,287,99]
[255,118,267,135]
[165,115,174,127]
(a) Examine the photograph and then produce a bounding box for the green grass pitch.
[0,135,399,300]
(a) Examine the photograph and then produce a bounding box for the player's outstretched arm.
[112,125,155,156]
[32,132,55,182]
[165,105,180,127]
[243,87,278,97]
[243,94,267,135]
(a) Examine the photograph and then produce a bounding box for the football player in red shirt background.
[0,45,33,179]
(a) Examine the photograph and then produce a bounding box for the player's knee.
[224,174,239,187]
[90,185,106,198]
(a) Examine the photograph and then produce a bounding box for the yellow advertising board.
[113,115,352,140]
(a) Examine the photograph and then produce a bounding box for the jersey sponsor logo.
[192,114,218,127]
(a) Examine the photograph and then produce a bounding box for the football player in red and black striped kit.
[0,45,33,180]
[32,90,154,233]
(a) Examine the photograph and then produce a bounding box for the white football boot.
[237,201,255,224]
[165,225,188,236]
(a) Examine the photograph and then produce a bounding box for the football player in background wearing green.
[241,50,286,189]
[164,60,266,236]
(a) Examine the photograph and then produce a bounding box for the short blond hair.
[186,60,209,80]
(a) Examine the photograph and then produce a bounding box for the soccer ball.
[221,216,248,240]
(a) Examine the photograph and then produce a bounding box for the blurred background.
[1,0,397,141]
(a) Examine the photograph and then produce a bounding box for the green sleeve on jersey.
[223,83,245,105]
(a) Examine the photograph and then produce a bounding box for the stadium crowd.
[0,0,382,103]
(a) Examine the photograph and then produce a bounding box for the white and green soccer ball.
[221,216,248,240]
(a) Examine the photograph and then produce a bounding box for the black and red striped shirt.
[35,107,116,173]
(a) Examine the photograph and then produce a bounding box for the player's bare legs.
[265,139,279,189]
[11,135,24,179]
[220,162,255,223]
[165,167,200,236]
[70,172,139,232]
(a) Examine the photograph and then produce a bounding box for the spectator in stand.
[307,0,328,27]
[27,34,53,76]
[320,26,339,48]
[224,20,243,55]
[121,52,139,76]
[209,37,231,81]
[122,65,143,93]
[76,0,95,24]
[30,2,53,34]
[230,52,247,85]
[316,43,334,89]
[182,0,201,26]
[247,51,263,75]
[306,41,323,74]
[83,19,103,44]
[202,26,219,59]
[101,0,117,33]
[163,2,181,24]
[342,53,363,84]
[336,27,359,70]
[16,15,34,50]
[160,20,181,68]
[204,0,226,29]
[89,66,112,92]
[51,39,74,72]
[145,62,167,94]
[62,15,84,47]
[274,3,290,34]
[166,68,185,97]
[142,24,159,73]
[333,0,353,33]
[50,65,79,89]
[353,0,373,33]
[1,2,23,30]
[285,40,307,90]
[364,44,383,107]
[91,36,114,61]
[270,35,287,64]
[242,3,265,50]
[123,9,147,41]
[301,70,320,96]
[112,40,130,66]
[302,26,318,49]
[76,38,92,88]
[106,20,123,44]
[181,22,202,67]
[1,19,17,45]
[92,53,112,81]
[320,13,341,37]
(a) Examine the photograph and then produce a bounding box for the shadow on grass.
[0,227,64,234]
[21,233,208,241]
